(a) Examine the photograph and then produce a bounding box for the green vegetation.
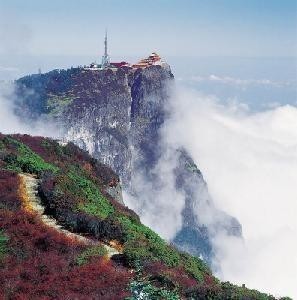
[41,139,65,157]
[3,137,58,175]
[67,170,114,219]
[219,282,276,300]
[118,215,180,267]
[118,215,209,282]
[0,140,5,150]
[0,230,9,261]
[126,262,180,300]
[2,137,113,220]
[46,94,75,116]
[75,245,107,266]
[51,165,114,219]
[127,280,180,300]
[181,252,210,282]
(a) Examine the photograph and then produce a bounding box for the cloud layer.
[165,87,297,298]
[184,74,295,88]
[0,83,60,137]
[123,145,185,240]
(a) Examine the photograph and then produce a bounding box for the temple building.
[84,32,166,71]
[132,52,163,68]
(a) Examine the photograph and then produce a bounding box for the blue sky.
[0,0,296,58]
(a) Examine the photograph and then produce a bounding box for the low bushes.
[181,253,210,282]
[128,280,180,300]
[3,137,58,175]
[0,230,9,261]
[67,169,114,218]
[117,214,211,284]
[0,170,22,211]
[118,215,181,268]
[184,281,278,300]
[75,245,107,266]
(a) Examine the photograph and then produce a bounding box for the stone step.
[19,173,120,257]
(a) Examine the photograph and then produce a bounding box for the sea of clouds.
[165,86,297,298]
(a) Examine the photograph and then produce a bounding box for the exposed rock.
[173,149,241,261]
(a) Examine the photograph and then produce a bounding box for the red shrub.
[0,171,132,299]
[0,170,22,210]
[0,208,132,299]
[144,261,198,290]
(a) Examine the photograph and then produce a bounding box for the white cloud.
[165,87,297,298]
[0,66,19,72]
[0,83,61,137]
[123,145,185,240]
[186,74,294,88]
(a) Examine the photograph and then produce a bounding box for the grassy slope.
[0,133,289,300]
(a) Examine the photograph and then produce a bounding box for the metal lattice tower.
[101,30,110,69]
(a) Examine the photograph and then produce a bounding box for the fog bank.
[0,84,60,137]
[165,87,297,298]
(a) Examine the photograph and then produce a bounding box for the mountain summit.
[14,61,241,263]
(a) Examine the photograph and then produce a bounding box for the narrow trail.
[19,173,120,257]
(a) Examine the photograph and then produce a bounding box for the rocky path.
[19,173,120,257]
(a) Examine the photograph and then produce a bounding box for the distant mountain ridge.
[14,64,241,263]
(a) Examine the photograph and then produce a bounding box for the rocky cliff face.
[14,64,241,262]
[62,65,173,189]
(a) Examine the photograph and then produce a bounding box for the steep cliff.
[14,64,241,262]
